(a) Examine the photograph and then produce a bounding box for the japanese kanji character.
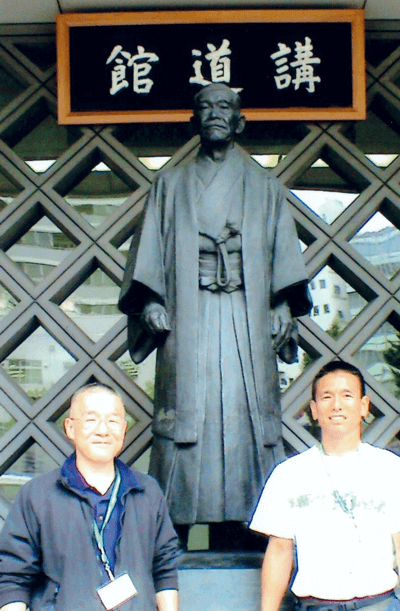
[128,45,159,94]
[270,42,292,90]
[106,45,132,96]
[290,36,321,93]
[190,39,234,87]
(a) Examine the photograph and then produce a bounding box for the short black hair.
[69,383,122,415]
[311,360,366,400]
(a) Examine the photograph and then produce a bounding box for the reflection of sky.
[292,189,394,234]
[291,190,358,224]
[358,212,392,234]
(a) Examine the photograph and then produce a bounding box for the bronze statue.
[119,84,312,538]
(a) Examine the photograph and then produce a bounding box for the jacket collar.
[59,454,144,497]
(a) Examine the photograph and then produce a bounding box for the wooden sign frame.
[56,9,366,124]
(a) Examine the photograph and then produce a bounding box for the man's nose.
[96,420,109,434]
[332,395,342,410]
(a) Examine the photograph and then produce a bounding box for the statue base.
[178,552,296,611]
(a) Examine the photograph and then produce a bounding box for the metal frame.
[0,22,399,522]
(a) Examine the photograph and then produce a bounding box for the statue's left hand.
[272,300,294,353]
[141,302,171,334]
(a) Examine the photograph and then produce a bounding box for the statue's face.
[194,85,243,145]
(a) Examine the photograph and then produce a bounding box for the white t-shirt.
[249,443,400,600]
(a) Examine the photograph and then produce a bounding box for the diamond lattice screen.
[1,26,400,522]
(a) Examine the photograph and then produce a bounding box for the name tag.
[97,572,138,610]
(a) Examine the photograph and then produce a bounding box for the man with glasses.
[0,384,179,611]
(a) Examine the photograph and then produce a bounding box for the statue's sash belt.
[199,250,243,293]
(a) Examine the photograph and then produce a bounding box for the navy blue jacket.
[0,458,179,610]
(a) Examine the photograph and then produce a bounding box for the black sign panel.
[57,10,366,124]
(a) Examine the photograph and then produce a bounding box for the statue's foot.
[209,521,266,552]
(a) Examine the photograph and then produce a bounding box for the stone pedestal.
[178,552,295,611]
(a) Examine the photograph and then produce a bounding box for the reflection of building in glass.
[0,210,152,496]
[350,225,400,280]
[1,217,123,397]
[351,224,400,396]
[279,208,400,397]
[0,216,156,399]
[309,268,350,331]
[278,265,351,391]
[64,196,126,228]
[59,268,122,342]
[0,284,17,319]
[2,328,75,399]
[0,443,57,503]
[278,197,350,390]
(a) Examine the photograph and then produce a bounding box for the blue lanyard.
[92,469,121,581]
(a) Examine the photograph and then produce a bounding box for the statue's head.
[191,83,245,146]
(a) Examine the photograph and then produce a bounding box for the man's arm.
[156,589,178,611]
[261,535,294,611]
[0,604,27,611]
[393,532,400,574]
[150,479,180,599]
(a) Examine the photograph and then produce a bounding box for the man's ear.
[235,115,246,135]
[310,400,319,422]
[64,418,75,443]
[361,395,370,420]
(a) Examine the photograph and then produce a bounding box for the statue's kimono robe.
[119,144,312,524]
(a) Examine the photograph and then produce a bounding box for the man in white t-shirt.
[249,360,400,611]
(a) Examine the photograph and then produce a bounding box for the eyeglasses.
[68,416,126,432]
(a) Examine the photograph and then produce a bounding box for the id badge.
[97,572,138,610]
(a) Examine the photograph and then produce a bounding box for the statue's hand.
[272,300,294,353]
[141,302,171,334]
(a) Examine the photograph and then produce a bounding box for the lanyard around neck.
[92,468,121,581]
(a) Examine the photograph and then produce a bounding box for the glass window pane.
[340,95,400,169]
[292,189,359,224]
[0,63,27,111]
[309,266,368,336]
[112,123,194,157]
[14,39,56,72]
[60,270,124,343]
[1,327,76,400]
[0,405,16,439]
[349,213,400,281]
[365,37,400,68]
[0,283,18,320]
[354,320,400,399]
[0,443,57,502]
[116,350,156,399]
[64,162,139,228]
[6,217,77,284]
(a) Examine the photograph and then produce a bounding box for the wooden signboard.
[56,9,366,124]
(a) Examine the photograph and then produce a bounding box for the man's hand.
[0,604,27,611]
[156,588,178,611]
[271,300,293,353]
[141,302,171,334]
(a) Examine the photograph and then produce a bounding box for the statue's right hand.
[141,302,171,334]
